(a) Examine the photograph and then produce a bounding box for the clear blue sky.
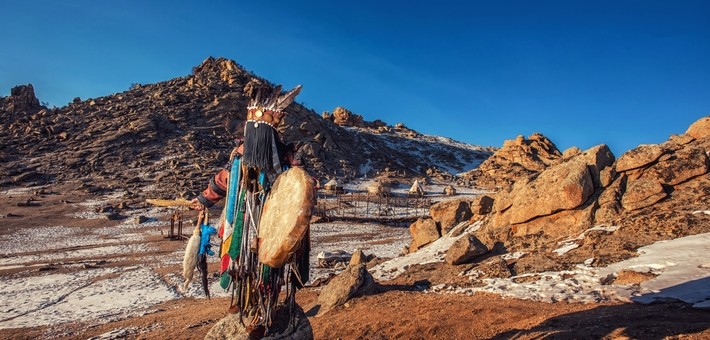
[2,1,709,156]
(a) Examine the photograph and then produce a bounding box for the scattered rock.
[317,251,351,268]
[105,212,125,221]
[134,215,148,224]
[470,257,513,279]
[445,234,489,265]
[430,199,472,233]
[602,270,659,285]
[17,199,40,207]
[331,106,365,127]
[409,217,441,252]
[349,249,368,267]
[317,265,369,314]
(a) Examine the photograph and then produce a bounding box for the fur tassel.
[182,226,201,292]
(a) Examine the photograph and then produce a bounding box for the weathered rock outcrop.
[491,144,614,228]
[1,84,43,114]
[686,116,710,140]
[465,133,563,188]
[477,115,710,265]
[329,106,365,127]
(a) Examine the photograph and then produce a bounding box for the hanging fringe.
[243,121,283,173]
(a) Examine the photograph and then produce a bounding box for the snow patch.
[370,222,481,281]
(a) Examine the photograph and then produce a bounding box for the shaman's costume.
[196,84,312,334]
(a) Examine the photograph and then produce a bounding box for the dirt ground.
[1,185,709,339]
[2,289,709,340]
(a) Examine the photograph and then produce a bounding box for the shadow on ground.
[494,293,709,339]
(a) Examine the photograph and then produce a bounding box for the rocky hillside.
[0,57,493,199]
[406,116,710,282]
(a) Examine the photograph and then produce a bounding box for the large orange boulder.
[429,199,473,233]
[493,145,613,225]
[409,218,441,252]
[686,116,710,140]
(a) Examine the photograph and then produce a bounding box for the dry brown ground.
[1,185,709,339]
[2,289,709,340]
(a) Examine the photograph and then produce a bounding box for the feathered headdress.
[242,81,302,173]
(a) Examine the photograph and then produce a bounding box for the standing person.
[189,82,311,336]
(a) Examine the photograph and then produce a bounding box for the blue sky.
[2,1,709,156]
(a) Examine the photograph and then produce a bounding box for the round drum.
[258,167,315,268]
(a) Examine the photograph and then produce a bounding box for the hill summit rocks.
[2,84,44,114]
[464,132,562,188]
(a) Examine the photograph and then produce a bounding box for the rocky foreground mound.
[0,57,492,199]
[408,116,710,280]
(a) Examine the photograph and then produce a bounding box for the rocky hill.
[405,116,710,286]
[0,57,493,199]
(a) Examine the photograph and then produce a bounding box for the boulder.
[331,106,365,127]
[445,234,489,265]
[668,133,696,146]
[205,303,313,340]
[643,146,709,186]
[349,249,367,267]
[409,218,441,252]
[686,116,710,140]
[490,144,614,230]
[599,167,617,188]
[497,145,612,225]
[317,264,369,314]
[429,199,472,233]
[578,144,616,186]
[615,144,667,173]
[621,178,667,211]
[470,195,494,215]
[508,158,593,224]
[594,175,626,224]
[511,202,596,239]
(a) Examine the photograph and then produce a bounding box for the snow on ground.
[370,221,710,310]
[0,185,53,196]
[0,243,154,268]
[0,266,179,329]
[3,185,708,331]
[371,221,480,281]
[310,222,411,281]
[598,232,710,308]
